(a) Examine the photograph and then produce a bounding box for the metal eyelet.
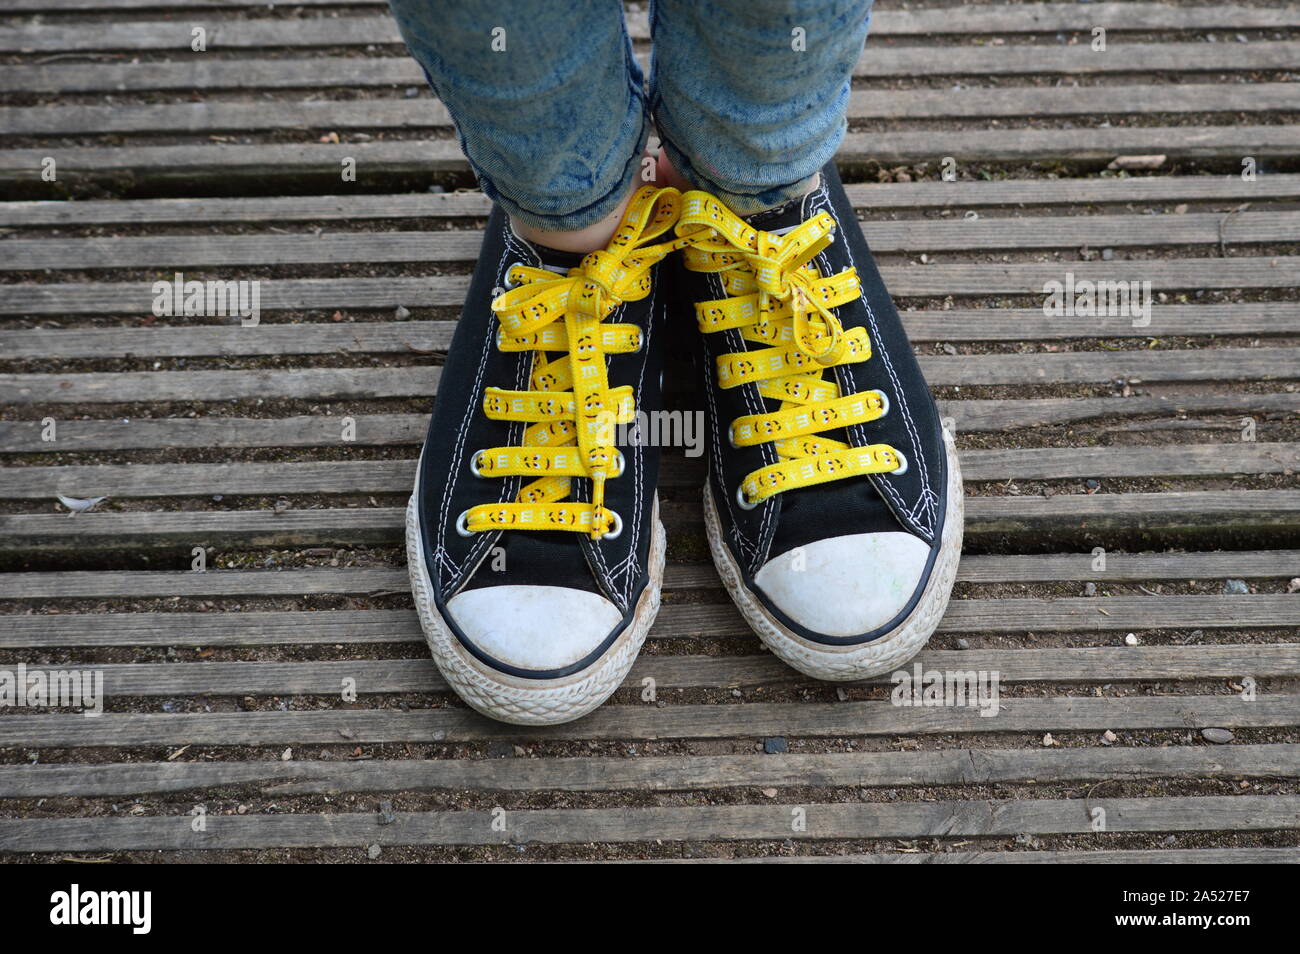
[600,510,624,540]
[455,510,474,536]
[875,390,891,419]
[613,448,626,477]
[727,424,739,448]
[736,484,758,511]
[468,449,487,478]
[501,261,524,291]
[890,451,909,476]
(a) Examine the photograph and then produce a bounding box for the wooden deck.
[1,0,1298,861]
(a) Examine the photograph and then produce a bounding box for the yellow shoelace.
[676,191,904,508]
[463,185,687,540]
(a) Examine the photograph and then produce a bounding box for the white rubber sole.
[406,493,664,725]
[704,427,964,681]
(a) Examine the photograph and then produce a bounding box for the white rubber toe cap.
[445,585,623,672]
[753,532,931,638]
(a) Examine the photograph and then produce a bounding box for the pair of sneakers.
[406,163,963,725]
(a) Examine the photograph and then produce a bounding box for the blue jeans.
[388,0,873,230]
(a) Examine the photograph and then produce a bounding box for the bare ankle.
[510,185,637,254]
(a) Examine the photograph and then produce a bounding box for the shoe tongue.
[523,238,588,271]
[742,195,809,234]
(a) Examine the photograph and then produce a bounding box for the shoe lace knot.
[466,186,685,540]
[675,191,903,507]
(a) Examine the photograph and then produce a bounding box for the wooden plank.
[4,443,1295,500]
[3,490,1297,552]
[947,393,1300,432]
[7,84,1295,138]
[2,794,1298,851]
[10,644,1297,699]
[6,392,1297,453]
[2,6,1295,54]
[2,695,1298,747]
[4,260,1292,316]
[1,594,1294,648]
[4,349,1294,405]
[655,596,1300,637]
[685,848,1300,864]
[4,305,1295,364]
[0,744,1294,798]
[1,42,1293,95]
[4,549,1295,600]
[5,175,1300,229]
[5,212,1296,271]
[1,367,439,403]
[3,128,1298,185]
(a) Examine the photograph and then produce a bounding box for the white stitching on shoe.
[610,278,655,606]
[439,225,537,591]
[809,183,936,539]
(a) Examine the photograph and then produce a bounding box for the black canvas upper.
[674,162,952,645]
[413,204,665,675]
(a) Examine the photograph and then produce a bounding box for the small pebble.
[404,87,420,98]
[1042,733,1056,747]
[394,305,411,320]
[1100,248,1114,261]
[835,688,848,702]
[762,788,778,798]
[1101,729,1118,745]
[1085,478,1101,491]
[368,844,382,859]
[1222,579,1250,595]
[941,343,957,356]
[1201,727,1235,744]
[281,747,292,761]
[763,737,788,754]
[1083,582,1097,597]
[1125,633,1139,646]
[956,638,970,650]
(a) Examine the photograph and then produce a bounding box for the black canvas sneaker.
[672,163,963,680]
[406,186,685,724]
